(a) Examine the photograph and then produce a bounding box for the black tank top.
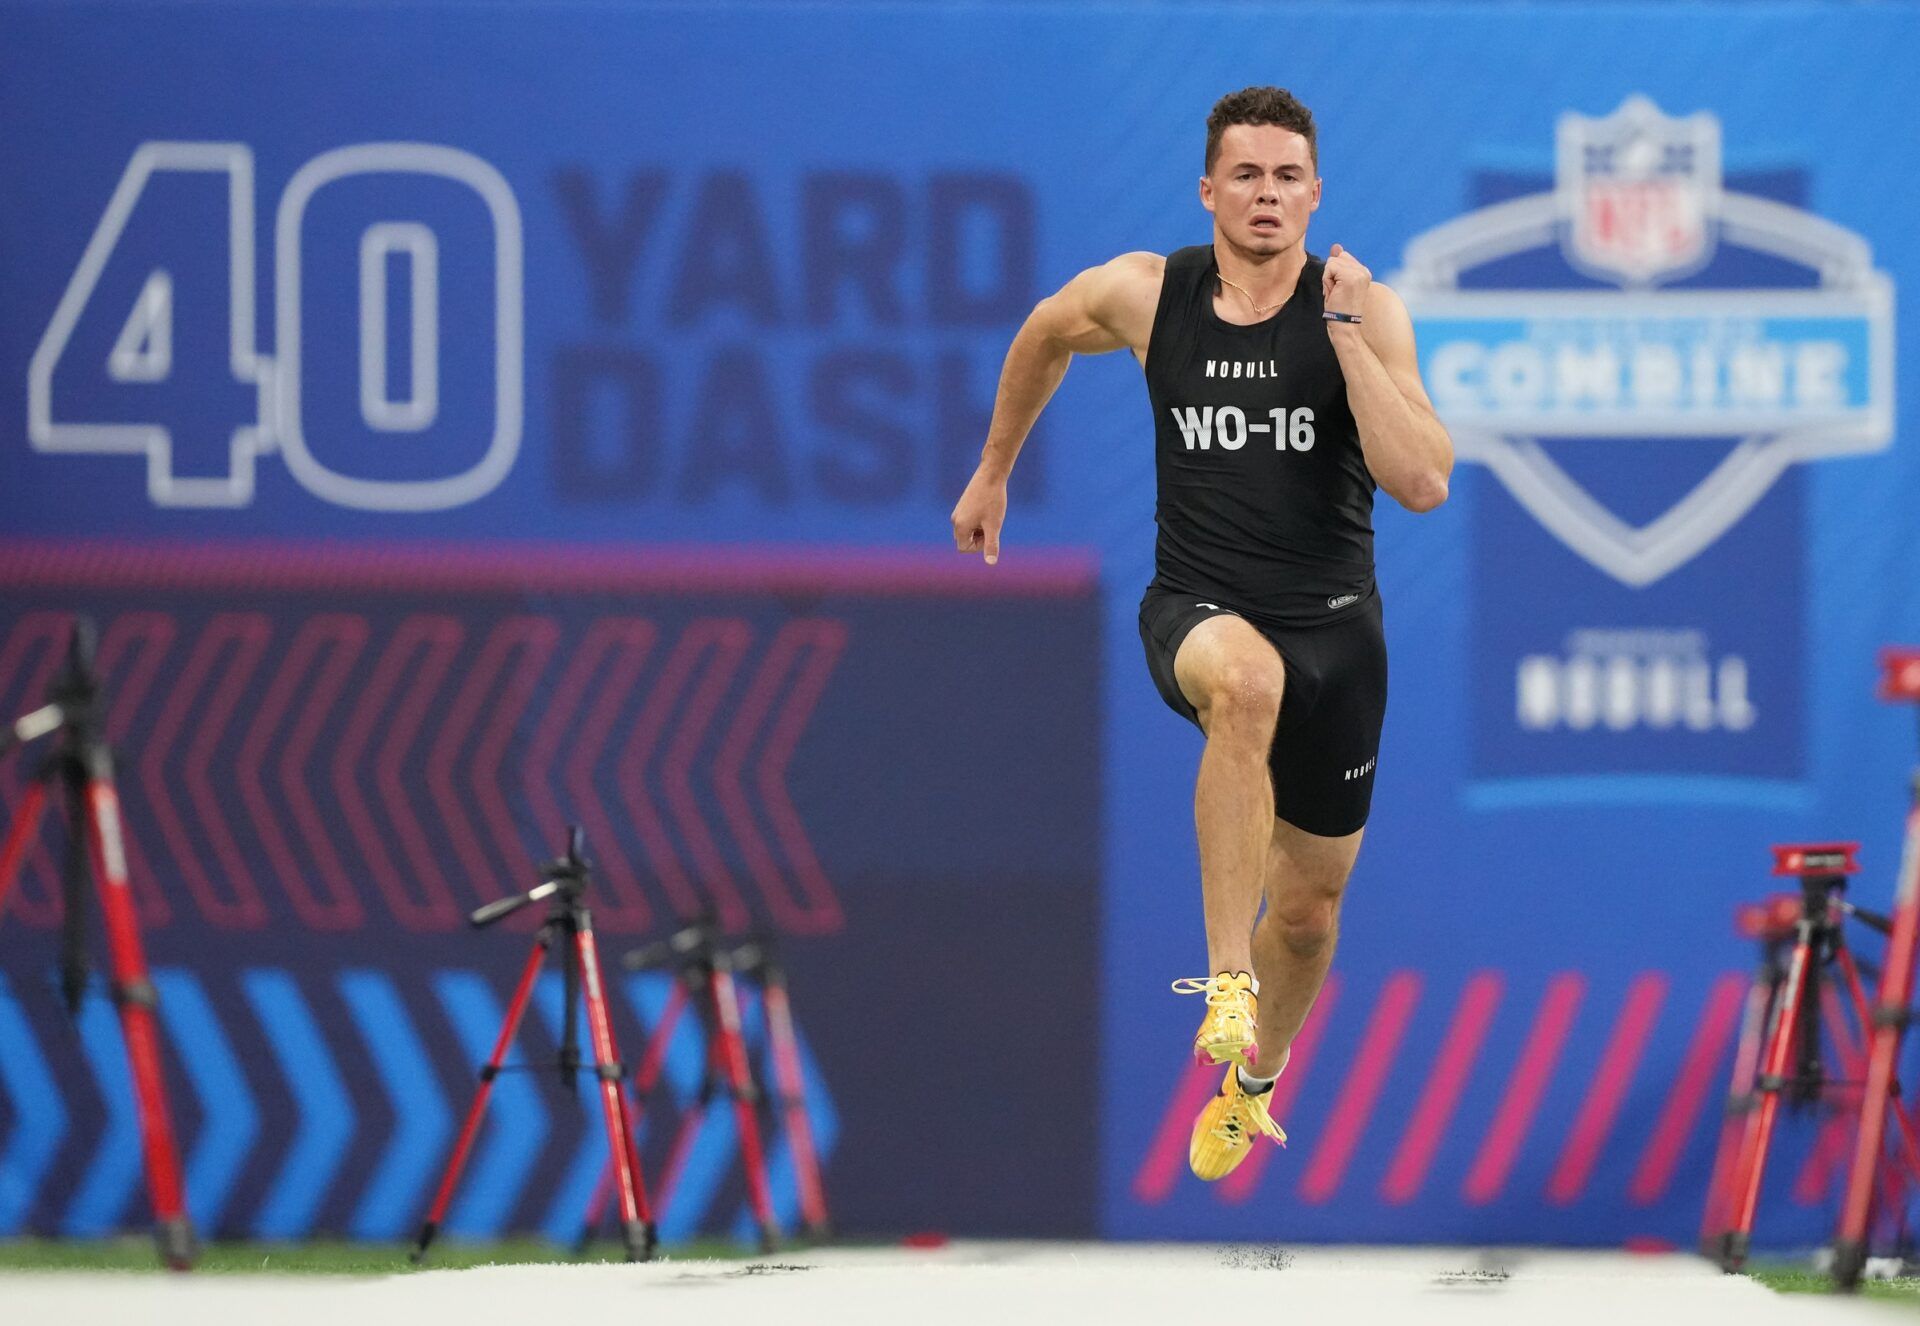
[1144,245,1376,626]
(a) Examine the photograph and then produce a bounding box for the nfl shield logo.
[1557,95,1720,287]
[1393,94,1895,788]
[1395,94,1891,588]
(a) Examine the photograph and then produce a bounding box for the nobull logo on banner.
[1394,97,1895,790]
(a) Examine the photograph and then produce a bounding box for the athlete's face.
[1200,124,1321,256]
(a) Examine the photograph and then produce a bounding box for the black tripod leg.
[59,758,91,1014]
[560,916,581,1086]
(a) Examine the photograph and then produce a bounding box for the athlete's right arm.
[950,252,1162,563]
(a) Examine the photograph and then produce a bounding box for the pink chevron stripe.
[1629,973,1748,1205]
[181,616,273,928]
[754,621,848,934]
[242,615,368,930]
[332,618,463,929]
[468,619,560,901]
[239,617,323,926]
[280,616,372,929]
[614,628,711,923]
[426,624,512,904]
[1547,973,1668,1204]
[713,629,804,932]
[1795,1111,1855,1207]
[373,618,467,929]
[1463,973,1585,1205]
[0,614,70,926]
[138,617,222,926]
[182,615,273,928]
[1381,971,1504,1205]
[1132,1060,1223,1206]
[427,620,525,906]
[1298,971,1422,1204]
[0,538,1099,597]
[521,626,600,846]
[1217,976,1343,1204]
[94,614,176,926]
[140,614,273,928]
[555,620,654,931]
[661,621,753,933]
[714,621,847,935]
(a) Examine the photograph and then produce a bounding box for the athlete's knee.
[1196,658,1284,729]
[1281,908,1337,958]
[1269,872,1349,958]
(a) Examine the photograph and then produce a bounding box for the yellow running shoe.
[1171,971,1259,1067]
[1188,1064,1287,1181]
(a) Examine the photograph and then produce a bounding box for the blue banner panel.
[0,548,1101,1238]
[3,0,1920,1253]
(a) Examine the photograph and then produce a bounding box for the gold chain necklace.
[1215,272,1288,316]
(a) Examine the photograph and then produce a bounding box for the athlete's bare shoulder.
[1104,250,1167,283]
[1092,251,1165,352]
[1032,251,1163,359]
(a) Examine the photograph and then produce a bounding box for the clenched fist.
[1323,243,1371,321]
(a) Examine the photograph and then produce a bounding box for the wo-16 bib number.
[1168,406,1316,452]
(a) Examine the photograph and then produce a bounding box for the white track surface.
[1,1242,1902,1325]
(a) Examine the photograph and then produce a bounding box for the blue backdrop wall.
[2,0,1919,1251]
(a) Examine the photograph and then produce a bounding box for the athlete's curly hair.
[1205,86,1318,173]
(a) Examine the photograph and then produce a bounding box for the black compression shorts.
[1137,586,1388,837]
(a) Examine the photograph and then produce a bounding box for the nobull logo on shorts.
[1393,97,1896,791]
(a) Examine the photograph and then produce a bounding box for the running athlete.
[949,86,1452,1180]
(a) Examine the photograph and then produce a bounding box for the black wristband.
[1322,310,1363,325]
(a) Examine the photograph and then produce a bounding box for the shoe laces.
[1172,976,1254,1018]
[1212,1081,1287,1148]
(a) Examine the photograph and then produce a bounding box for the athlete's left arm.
[1322,246,1453,512]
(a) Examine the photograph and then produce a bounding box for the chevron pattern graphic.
[0,610,847,936]
[0,596,858,1242]
[0,966,835,1241]
[0,546,1105,1241]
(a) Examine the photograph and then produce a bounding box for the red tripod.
[412,827,656,1263]
[579,922,781,1251]
[1699,891,1798,1258]
[0,619,193,1269]
[1704,841,1920,1271]
[730,935,831,1242]
[1832,648,1920,1289]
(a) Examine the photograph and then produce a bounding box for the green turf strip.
[0,1238,750,1274]
[1748,1265,1920,1305]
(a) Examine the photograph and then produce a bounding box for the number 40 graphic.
[27,142,524,511]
